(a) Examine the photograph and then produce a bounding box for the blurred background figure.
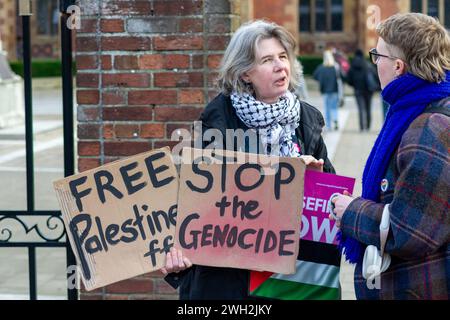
[313,49,343,131]
[382,100,390,121]
[332,48,350,108]
[332,48,350,76]
[295,59,309,101]
[346,49,381,131]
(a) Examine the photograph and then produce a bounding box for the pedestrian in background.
[346,49,380,131]
[332,48,350,108]
[313,50,343,130]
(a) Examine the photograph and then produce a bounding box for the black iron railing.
[0,0,78,300]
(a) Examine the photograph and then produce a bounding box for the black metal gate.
[0,0,77,300]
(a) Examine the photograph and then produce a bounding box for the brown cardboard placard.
[53,148,178,290]
[175,147,305,275]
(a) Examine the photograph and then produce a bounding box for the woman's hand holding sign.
[300,155,324,172]
[160,247,192,275]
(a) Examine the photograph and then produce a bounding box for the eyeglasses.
[369,48,399,64]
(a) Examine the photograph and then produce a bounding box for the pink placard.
[301,170,355,245]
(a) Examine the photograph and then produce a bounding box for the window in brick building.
[331,0,343,31]
[300,0,312,32]
[410,0,423,12]
[410,0,449,29]
[315,0,327,31]
[299,0,344,33]
[446,0,450,27]
[37,0,59,36]
[428,0,440,18]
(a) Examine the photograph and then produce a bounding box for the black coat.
[346,56,380,92]
[166,93,335,300]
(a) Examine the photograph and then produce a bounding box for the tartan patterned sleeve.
[341,112,450,259]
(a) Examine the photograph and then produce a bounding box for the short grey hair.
[217,20,300,96]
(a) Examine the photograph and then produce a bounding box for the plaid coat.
[341,97,450,300]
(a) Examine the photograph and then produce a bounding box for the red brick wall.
[251,0,299,46]
[365,0,403,51]
[0,0,16,60]
[75,0,239,300]
[248,0,406,56]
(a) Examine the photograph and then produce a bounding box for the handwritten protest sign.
[53,148,178,290]
[175,147,305,274]
[250,170,355,299]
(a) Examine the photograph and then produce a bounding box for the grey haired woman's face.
[241,38,291,103]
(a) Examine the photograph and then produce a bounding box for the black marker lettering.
[132,205,146,240]
[168,204,177,227]
[212,224,230,247]
[226,226,238,247]
[94,216,108,252]
[144,239,159,267]
[274,162,295,200]
[235,163,264,192]
[120,218,138,243]
[105,223,120,246]
[69,176,92,212]
[119,161,147,195]
[69,214,92,280]
[237,228,257,249]
[178,213,200,249]
[93,170,124,204]
[185,163,213,193]
[200,224,213,247]
[279,230,295,256]
[263,230,277,253]
[215,196,231,217]
[145,152,175,188]
[254,228,264,253]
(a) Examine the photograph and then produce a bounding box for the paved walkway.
[0,78,385,300]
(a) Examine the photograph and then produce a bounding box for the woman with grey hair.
[163,20,337,300]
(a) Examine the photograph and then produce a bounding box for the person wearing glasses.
[330,13,450,299]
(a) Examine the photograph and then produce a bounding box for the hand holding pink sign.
[301,170,355,245]
[329,190,355,228]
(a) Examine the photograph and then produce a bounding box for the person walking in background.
[332,48,350,108]
[313,50,343,131]
[346,49,381,131]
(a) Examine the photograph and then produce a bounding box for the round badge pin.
[380,179,389,192]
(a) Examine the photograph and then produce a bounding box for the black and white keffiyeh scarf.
[230,90,301,157]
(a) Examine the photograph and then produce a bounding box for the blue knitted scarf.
[339,71,450,264]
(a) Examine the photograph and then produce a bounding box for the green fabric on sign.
[251,278,340,300]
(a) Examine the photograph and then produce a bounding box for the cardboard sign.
[53,148,178,290]
[249,170,356,299]
[175,147,305,275]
